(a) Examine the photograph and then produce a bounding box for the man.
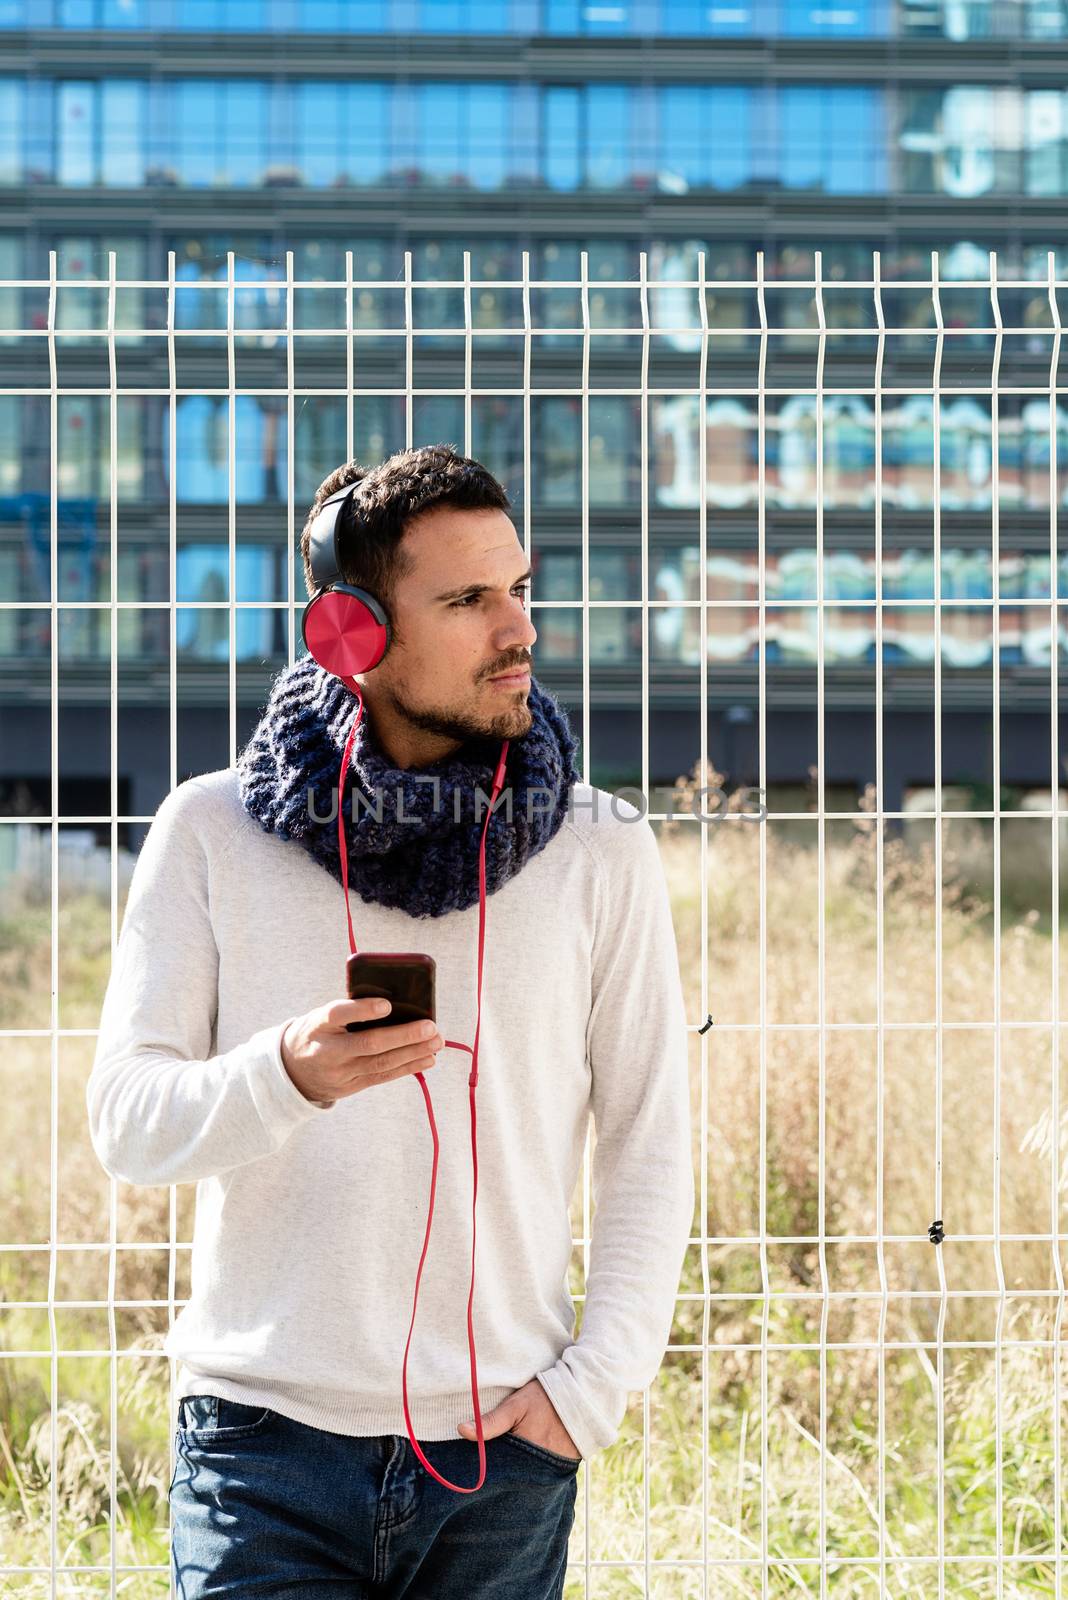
[87,443,694,1598]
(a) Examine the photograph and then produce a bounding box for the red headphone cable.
[335,678,508,1493]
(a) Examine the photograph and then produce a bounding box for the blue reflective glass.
[0,79,23,183]
[544,85,580,189]
[344,81,388,184]
[582,0,630,31]
[826,86,880,190]
[174,81,218,186]
[419,0,461,25]
[222,0,267,21]
[780,84,886,192]
[468,83,509,189]
[102,0,147,21]
[101,79,145,184]
[296,81,339,186]
[658,85,752,189]
[779,85,821,187]
[660,85,704,187]
[57,80,95,186]
[587,84,630,187]
[510,80,540,185]
[224,80,266,185]
[544,0,581,28]
[780,0,883,34]
[172,0,264,23]
[300,0,383,21]
[417,83,464,184]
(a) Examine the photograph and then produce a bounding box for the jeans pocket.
[177,1394,275,1444]
[502,1431,582,1472]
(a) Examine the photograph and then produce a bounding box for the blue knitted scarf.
[235,653,581,919]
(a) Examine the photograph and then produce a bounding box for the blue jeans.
[169,1394,579,1598]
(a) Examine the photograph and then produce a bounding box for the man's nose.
[496,599,537,652]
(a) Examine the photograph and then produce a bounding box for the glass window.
[168,396,278,502]
[296,80,340,186]
[102,0,149,23]
[1026,89,1068,195]
[174,81,218,186]
[589,396,638,505]
[57,80,96,186]
[343,81,389,184]
[417,83,463,187]
[901,85,1022,197]
[300,0,387,22]
[545,0,581,28]
[0,78,22,184]
[51,394,143,501]
[898,88,941,192]
[0,392,20,495]
[586,84,630,188]
[0,235,20,349]
[659,85,751,190]
[942,85,997,196]
[1027,0,1067,35]
[535,396,581,504]
[781,0,889,34]
[779,85,886,194]
[413,237,463,332]
[659,85,705,189]
[224,80,267,185]
[472,394,523,498]
[53,236,145,338]
[468,83,509,190]
[544,86,580,190]
[175,544,274,661]
[294,397,348,502]
[101,79,145,185]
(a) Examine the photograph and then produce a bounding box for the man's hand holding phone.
[280,999,445,1106]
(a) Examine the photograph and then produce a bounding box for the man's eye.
[451,586,530,608]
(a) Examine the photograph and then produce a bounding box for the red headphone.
[301,479,508,1494]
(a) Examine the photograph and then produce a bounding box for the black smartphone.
[345,952,436,1033]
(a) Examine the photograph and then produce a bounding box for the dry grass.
[1,773,1066,1597]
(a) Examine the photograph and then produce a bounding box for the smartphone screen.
[345,952,436,1033]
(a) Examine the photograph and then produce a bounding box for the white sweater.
[86,768,694,1461]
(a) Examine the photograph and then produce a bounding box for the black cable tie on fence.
[928,1219,945,1245]
[698,1015,714,1035]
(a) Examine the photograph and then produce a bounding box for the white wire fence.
[0,249,1065,1595]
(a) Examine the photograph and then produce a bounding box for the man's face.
[363,504,538,746]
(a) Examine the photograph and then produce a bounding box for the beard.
[380,677,534,749]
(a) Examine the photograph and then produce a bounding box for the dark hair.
[299,443,511,617]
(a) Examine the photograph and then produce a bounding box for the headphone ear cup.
[301,586,391,678]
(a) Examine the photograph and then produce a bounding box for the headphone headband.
[306,480,361,593]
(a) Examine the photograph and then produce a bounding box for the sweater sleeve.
[534,805,695,1461]
[86,782,334,1189]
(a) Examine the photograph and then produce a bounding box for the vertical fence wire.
[579,248,593,1592]
[696,245,711,1600]
[1046,248,1065,1600]
[814,247,829,1600]
[756,247,771,1600]
[165,246,180,1599]
[227,252,237,767]
[991,248,1006,1600]
[45,246,59,1600]
[873,245,889,1597]
[106,245,119,1600]
[932,248,948,1599]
